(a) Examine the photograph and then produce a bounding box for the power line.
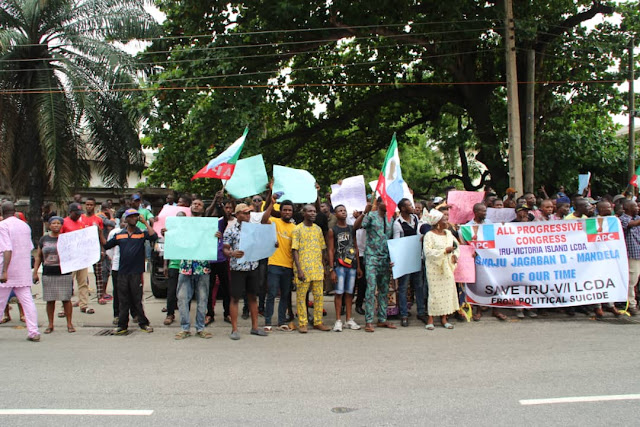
[0,49,501,93]
[0,78,624,96]
[0,26,503,63]
[0,37,494,72]
[4,19,499,48]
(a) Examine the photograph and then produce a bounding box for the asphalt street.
[1,277,639,426]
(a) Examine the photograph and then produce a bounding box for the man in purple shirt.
[0,202,40,341]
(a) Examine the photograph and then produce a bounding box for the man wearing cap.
[61,202,93,314]
[223,203,268,340]
[0,201,40,341]
[104,209,157,334]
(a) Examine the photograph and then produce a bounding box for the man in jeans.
[328,205,362,331]
[261,194,295,332]
[174,199,213,339]
[104,209,156,334]
[392,198,425,327]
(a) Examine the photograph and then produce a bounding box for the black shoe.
[341,306,346,316]
[224,315,231,324]
[401,317,408,327]
[416,314,428,324]
[355,306,365,315]
[241,309,249,320]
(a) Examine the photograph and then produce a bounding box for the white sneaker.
[345,318,361,330]
[332,320,343,332]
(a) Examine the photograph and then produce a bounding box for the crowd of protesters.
[0,182,638,342]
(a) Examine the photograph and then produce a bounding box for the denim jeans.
[177,273,210,332]
[334,266,357,295]
[398,270,425,318]
[265,265,292,326]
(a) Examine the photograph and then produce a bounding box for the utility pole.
[504,0,523,194]
[525,49,535,193]
[629,37,636,184]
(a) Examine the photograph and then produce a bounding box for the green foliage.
[142,0,640,198]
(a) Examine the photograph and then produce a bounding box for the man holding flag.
[353,134,404,333]
[192,127,248,181]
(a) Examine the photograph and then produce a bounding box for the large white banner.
[58,226,101,274]
[461,218,629,308]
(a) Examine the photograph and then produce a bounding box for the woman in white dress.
[423,209,460,330]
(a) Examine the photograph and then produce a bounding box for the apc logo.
[585,217,620,242]
[461,224,495,249]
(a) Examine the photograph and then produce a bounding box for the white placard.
[58,226,101,274]
[330,175,368,214]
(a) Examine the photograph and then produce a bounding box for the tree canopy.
[142,1,638,197]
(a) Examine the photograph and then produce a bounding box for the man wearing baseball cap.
[222,203,268,340]
[60,202,93,314]
[104,208,157,334]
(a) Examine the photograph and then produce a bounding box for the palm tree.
[0,0,158,240]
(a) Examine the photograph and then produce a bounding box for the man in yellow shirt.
[292,205,331,333]
[261,194,296,331]
[564,198,589,220]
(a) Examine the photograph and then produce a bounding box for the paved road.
[1,279,639,426]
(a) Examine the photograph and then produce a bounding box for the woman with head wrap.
[32,216,75,333]
[423,209,460,330]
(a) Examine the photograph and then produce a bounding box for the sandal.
[278,324,292,332]
[264,326,273,332]
[204,315,214,326]
[493,312,508,321]
[364,323,375,333]
[442,322,454,329]
[20,316,25,323]
[0,316,9,324]
[80,307,95,314]
[425,324,435,330]
[67,326,76,333]
[376,322,397,329]
[57,311,65,318]
[44,327,54,334]
[472,313,482,321]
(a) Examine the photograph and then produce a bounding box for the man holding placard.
[223,204,268,340]
[262,194,296,332]
[104,209,157,335]
[174,199,213,340]
[61,202,93,314]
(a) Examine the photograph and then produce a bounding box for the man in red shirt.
[83,198,109,304]
[61,202,94,314]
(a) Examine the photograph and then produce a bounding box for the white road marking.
[0,409,153,416]
[520,394,640,406]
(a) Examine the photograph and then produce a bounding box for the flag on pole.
[192,127,248,180]
[631,166,640,187]
[375,133,405,219]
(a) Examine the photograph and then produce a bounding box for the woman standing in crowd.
[423,209,460,330]
[32,216,75,333]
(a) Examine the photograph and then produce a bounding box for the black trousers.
[166,268,179,316]
[208,261,230,318]
[117,273,149,329]
[112,270,138,319]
